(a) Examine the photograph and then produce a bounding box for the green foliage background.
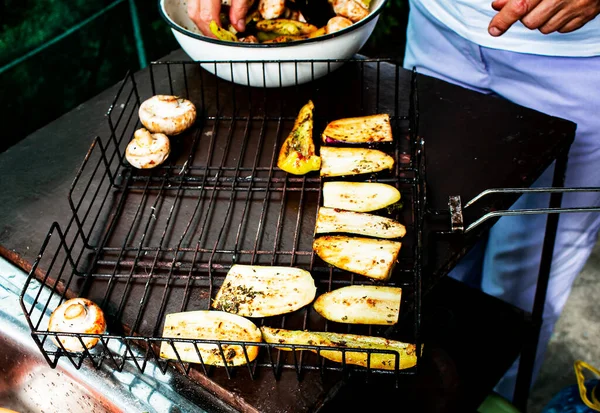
[0,0,408,153]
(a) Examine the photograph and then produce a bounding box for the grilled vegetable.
[125,128,171,169]
[277,100,321,175]
[319,147,394,177]
[210,20,238,42]
[256,19,318,35]
[308,26,328,38]
[323,181,401,212]
[313,285,402,325]
[48,298,106,352]
[212,265,317,317]
[326,16,353,33]
[256,31,280,42]
[239,35,260,43]
[264,35,308,43]
[322,114,393,144]
[314,207,406,239]
[313,235,401,280]
[160,310,261,366]
[261,327,420,370]
[332,0,369,22]
[259,0,286,20]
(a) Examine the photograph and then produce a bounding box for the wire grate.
[20,59,425,387]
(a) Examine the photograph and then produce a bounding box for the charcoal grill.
[19,59,427,389]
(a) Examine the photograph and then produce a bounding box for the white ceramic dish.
[159,0,388,87]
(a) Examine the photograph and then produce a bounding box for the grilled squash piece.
[277,100,321,175]
[209,20,238,42]
[256,19,318,35]
[315,207,406,239]
[322,114,393,144]
[160,310,261,366]
[313,235,401,280]
[323,181,400,212]
[313,285,402,325]
[212,265,317,317]
[319,147,394,177]
[261,327,420,370]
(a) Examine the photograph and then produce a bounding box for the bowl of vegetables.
[159,0,387,87]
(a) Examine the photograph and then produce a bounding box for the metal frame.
[19,59,426,388]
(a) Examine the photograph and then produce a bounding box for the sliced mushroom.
[48,298,107,352]
[259,0,286,20]
[326,16,353,33]
[138,95,196,136]
[126,128,171,169]
[332,0,368,22]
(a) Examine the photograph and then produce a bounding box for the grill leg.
[512,151,569,411]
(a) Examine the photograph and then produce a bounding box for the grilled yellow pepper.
[209,20,238,42]
[277,100,321,175]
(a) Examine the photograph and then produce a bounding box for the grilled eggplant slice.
[313,235,401,280]
[323,181,400,212]
[160,310,261,366]
[212,265,317,317]
[322,114,393,144]
[277,100,321,175]
[261,327,420,370]
[315,207,406,239]
[320,147,394,177]
[313,285,402,325]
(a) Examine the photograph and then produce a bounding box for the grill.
[20,59,426,387]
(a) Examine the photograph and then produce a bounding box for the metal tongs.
[449,187,600,233]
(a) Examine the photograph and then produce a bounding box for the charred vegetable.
[322,114,393,144]
[210,20,238,42]
[319,146,394,177]
[313,235,401,280]
[264,34,308,43]
[323,181,401,212]
[314,207,406,239]
[261,327,421,370]
[325,15,353,33]
[212,265,317,317]
[256,18,318,35]
[313,285,402,325]
[259,0,286,19]
[308,26,328,38]
[277,100,321,175]
[160,310,261,366]
[332,0,368,22]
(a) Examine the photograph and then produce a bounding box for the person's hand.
[188,0,249,37]
[488,0,600,36]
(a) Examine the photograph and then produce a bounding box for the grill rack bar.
[19,59,426,388]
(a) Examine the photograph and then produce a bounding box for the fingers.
[537,9,573,33]
[520,0,564,29]
[230,0,249,32]
[188,0,221,37]
[557,16,588,33]
[488,0,542,36]
[491,0,509,12]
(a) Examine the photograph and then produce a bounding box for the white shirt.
[411,0,600,57]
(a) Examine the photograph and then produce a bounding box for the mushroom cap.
[125,128,171,169]
[138,95,196,136]
[48,298,107,352]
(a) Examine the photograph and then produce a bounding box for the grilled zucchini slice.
[322,181,400,212]
[315,207,406,239]
[160,310,261,366]
[313,235,401,280]
[313,285,402,325]
[212,265,317,317]
[319,147,394,177]
[261,326,420,370]
[322,114,393,144]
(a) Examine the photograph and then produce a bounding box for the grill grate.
[20,59,426,387]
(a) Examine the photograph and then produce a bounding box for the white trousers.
[403,1,600,401]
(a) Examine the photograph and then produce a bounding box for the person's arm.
[188,0,249,37]
[488,0,600,36]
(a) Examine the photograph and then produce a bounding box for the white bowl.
[159,0,388,87]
